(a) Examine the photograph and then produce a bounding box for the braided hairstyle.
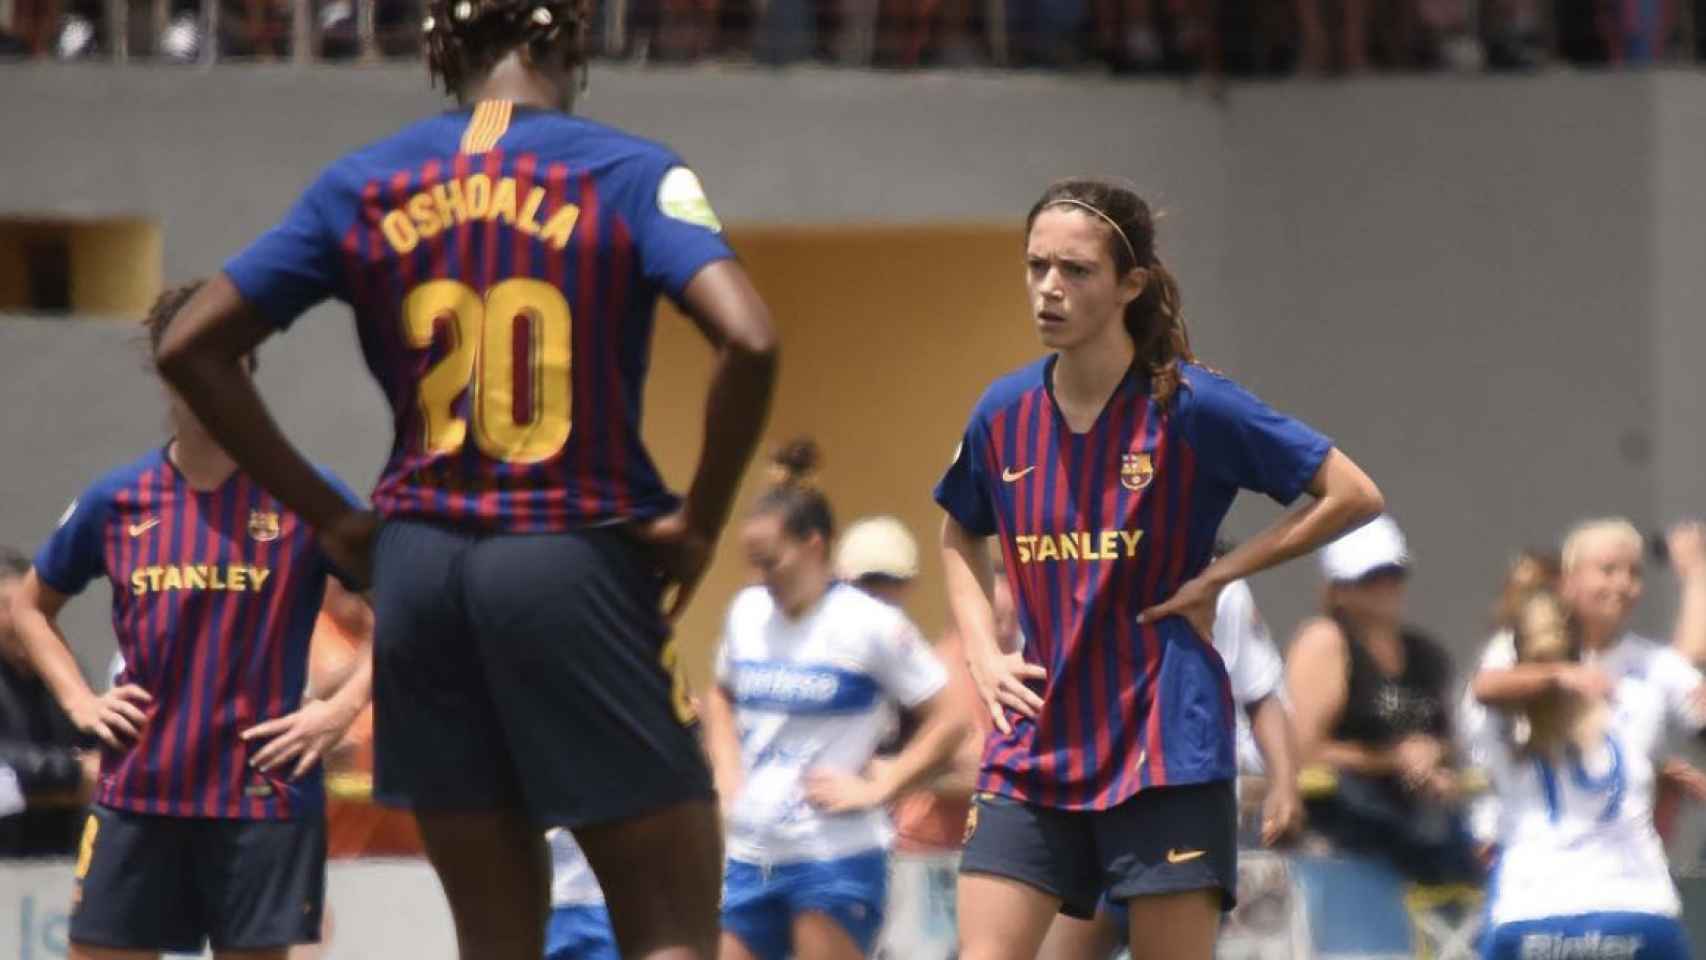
[1026,178,1198,409]
[423,0,594,102]
[753,438,834,544]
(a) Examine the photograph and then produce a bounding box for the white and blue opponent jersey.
[548,828,605,908]
[1479,634,1706,926]
[1213,579,1284,776]
[716,582,947,865]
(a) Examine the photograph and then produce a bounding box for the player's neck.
[1052,328,1134,425]
[1580,621,1619,653]
[466,56,574,112]
[780,574,832,620]
[168,433,239,491]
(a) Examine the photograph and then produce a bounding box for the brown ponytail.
[1025,178,1199,409]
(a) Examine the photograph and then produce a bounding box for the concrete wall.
[2,64,1701,684]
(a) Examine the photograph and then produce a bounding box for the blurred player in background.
[9,284,368,960]
[703,440,969,960]
[152,0,779,953]
[545,827,620,960]
[1475,587,1694,959]
[936,177,1382,960]
[1035,572,1303,960]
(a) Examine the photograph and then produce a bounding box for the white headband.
[1049,199,1139,267]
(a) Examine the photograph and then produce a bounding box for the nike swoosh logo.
[1166,848,1206,864]
[1002,466,1037,483]
[127,518,160,537]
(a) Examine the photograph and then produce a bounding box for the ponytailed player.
[10,284,368,960]
[152,0,779,956]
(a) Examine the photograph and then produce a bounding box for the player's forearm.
[942,518,1004,660]
[11,578,97,717]
[1472,663,1566,708]
[701,686,745,804]
[1199,449,1383,589]
[1671,568,1706,665]
[156,278,352,531]
[1249,696,1299,790]
[682,342,777,536]
[872,702,969,805]
[1316,740,1398,776]
[321,648,373,718]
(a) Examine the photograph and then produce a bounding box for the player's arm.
[1141,451,1383,634]
[807,691,969,814]
[155,278,372,579]
[9,570,151,750]
[699,681,744,817]
[242,580,374,779]
[1246,694,1302,845]
[1471,661,1611,709]
[944,516,1043,736]
[1665,522,1706,664]
[636,262,778,619]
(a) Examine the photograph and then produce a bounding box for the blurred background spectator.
[1286,516,1480,885]
[0,546,93,858]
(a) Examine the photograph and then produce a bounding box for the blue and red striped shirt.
[34,448,356,820]
[224,101,734,533]
[934,360,1331,810]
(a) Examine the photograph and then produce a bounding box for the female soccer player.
[1475,588,1693,959]
[935,177,1384,960]
[151,1,778,957]
[9,284,368,960]
[702,441,969,960]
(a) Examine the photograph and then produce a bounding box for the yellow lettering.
[161,566,183,591]
[381,211,419,255]
[221,566,241,591]
[464,174,492,220]
[248,567,271,592]
[539,203,581,251]
[1016,536,1034,565]
[432,181,468,228]
[1036,536,1059,563]
[1060,533,1080,561]
[517,187,546,236]
[407,192,443,239]
[183,565,207,590]
[209,565,229,590]
[131,570,146,596]
[1100,530,1120,561]
[491,177,518,226]
[1119,530,1144,557]
[145,567,164,591]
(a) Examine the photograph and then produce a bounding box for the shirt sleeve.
[634,157,736,300]
[1214,581,1282,705]
[871,616,949,709]
[32,488,109,596]
[1175,369,1334,505]
[934,419,999,536]
[224,168,345,330]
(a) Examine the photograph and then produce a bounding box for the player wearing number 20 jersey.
[216,84,747,960]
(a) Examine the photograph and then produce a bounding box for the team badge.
[248,511,281,542]
[1120,452,1155,492]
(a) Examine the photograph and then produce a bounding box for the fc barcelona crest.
[1120,452,1155,492]
[248,511,281,543]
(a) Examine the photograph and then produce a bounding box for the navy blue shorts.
[370,519,712,826]
[722,851,889,960]
[68,805,325,953]
[959,781,1237,919]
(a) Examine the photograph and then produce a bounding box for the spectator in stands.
[836,515,920,608]
[1287,515,1479,884]
[0,545,93,857]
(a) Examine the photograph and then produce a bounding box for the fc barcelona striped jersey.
[224,101,735,533]
[934,360,1332,810]
[34,448,358,819]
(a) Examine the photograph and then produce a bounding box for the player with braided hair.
[154,3,779,957]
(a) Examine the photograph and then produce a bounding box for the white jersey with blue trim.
[1481,638,1706,926]
[548,828,605,907]
[716,582,947,865]
[1213,579,1284,776]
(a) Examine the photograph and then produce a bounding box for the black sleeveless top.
[1329,619,1453,747]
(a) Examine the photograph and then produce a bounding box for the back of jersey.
[226,101,733,532]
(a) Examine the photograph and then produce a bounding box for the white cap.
[1320,515,1410,583]
[835,516,920,582]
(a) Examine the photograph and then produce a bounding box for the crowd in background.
[3,0,1706,73]
[6,495,1706,956]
